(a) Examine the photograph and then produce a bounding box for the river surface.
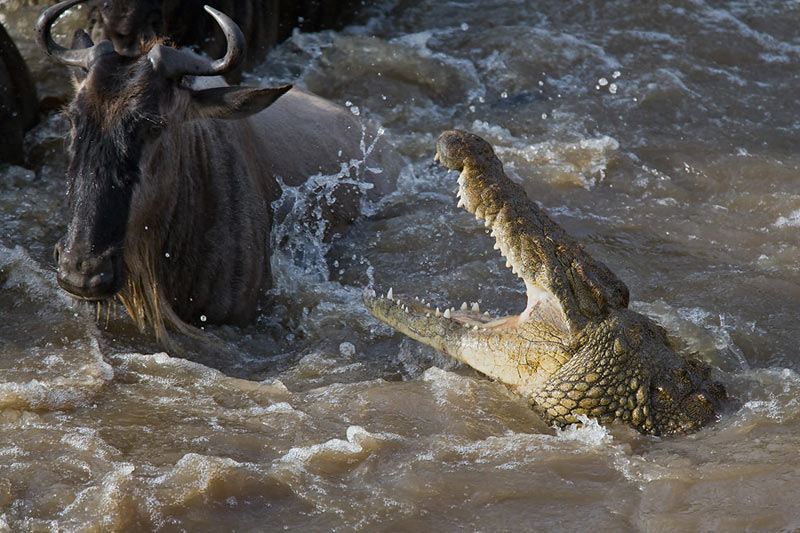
[2,0,800,531]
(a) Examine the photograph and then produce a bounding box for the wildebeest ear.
[69,29,94,82]
[188,85,292,120]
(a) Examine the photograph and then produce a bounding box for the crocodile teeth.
[460,302,468,311]
[443,308,451,319]
[457,198,465,209]
[435,307,441,317]
[472,302,480,312]
[473,325,480,330]
[426,313,431,317]
[493,242,501,250]
[434,152,440,163]
[387,288,393,300]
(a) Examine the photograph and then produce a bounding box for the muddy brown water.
[2,1,800,531]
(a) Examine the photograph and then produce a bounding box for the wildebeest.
[87,0,366,77]
[0,22,38,164]
[37,0,401,343]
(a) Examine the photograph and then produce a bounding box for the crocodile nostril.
[53,240,64,267]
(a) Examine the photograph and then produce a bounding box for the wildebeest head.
[37,0,290,302]
[88,0,162,57]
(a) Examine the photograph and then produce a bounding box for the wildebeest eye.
[148,123,164,136]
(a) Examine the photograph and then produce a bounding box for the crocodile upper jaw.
[363,130,578,391]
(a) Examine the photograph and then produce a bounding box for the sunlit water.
[2,1,800,530]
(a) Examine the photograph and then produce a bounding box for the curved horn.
[35,0,113,69]
[148,5,245,79]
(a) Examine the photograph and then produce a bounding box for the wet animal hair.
[118,248,202,349]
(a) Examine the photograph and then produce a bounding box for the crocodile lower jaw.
[362,285,541,332]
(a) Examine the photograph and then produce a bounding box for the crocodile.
[363,129,726,436]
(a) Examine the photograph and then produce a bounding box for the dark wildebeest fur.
[37,0,401,344]
[0,22,38,164]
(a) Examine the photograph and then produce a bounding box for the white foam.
[470,120,515,143]
[553,415,612,447]
[278,425,382,465]
[507,135,620,190]
[773,209,800,228]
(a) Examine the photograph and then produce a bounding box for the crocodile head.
[364,129,726,436]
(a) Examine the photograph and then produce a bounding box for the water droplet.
[609,83,618,94]
[469,105,476,112]
[350,106,360,116]
[200,315,207,322]
[612,70,621,79]
[164,252,170,258]
[500,90,508,99]
[541,113,548,119]
[598,77,609,87]
[461,22,469,31]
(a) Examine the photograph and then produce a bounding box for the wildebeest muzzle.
[54,238,125,300]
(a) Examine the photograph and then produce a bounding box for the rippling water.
[2,1,800,530]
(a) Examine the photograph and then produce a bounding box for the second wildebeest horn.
[37,1,245,79]
[147,6,246,79]
[35,0,113,69]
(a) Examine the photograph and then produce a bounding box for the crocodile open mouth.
[363,138,563,335]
